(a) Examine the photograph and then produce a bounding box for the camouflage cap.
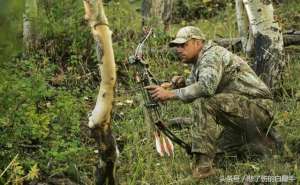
[169,26,206,47]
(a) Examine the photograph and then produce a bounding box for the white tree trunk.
[23,0,38,53]
[141,0,173,31]
[235,0,248,52]
[83,0,118,184]
[243,0,284,91]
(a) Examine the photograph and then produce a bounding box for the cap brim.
[169,38,187,47]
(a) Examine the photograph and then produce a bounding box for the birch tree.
[235,0,254,55]
[83,0,118,184]
[23,0,38,53]
[141,0,173,31]
[235,0,284,91]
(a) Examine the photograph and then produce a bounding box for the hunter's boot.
[191,154,216,179]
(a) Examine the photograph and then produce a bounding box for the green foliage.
[274,0,300,30]
[0,57,93,182]
[172,0,234,23]
[0,0,24,62]
[0,155,39,184]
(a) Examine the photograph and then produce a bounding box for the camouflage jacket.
[172,41,273,102]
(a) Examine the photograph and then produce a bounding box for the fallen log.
[214,32,300,51]
[137,31,300,59]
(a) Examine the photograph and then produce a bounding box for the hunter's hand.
[145,85,176,102]
[171,76,186,89]
[160,82,172,89]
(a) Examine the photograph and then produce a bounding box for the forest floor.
[0,0,299,184]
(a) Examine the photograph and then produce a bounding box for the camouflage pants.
[191,93,274,159]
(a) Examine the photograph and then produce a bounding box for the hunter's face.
[175,39,203,64]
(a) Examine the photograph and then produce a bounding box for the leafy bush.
[172,0,233,23]
[0,57,93,182]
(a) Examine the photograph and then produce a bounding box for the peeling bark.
[243,0,284,91]
[83,0,118,184]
